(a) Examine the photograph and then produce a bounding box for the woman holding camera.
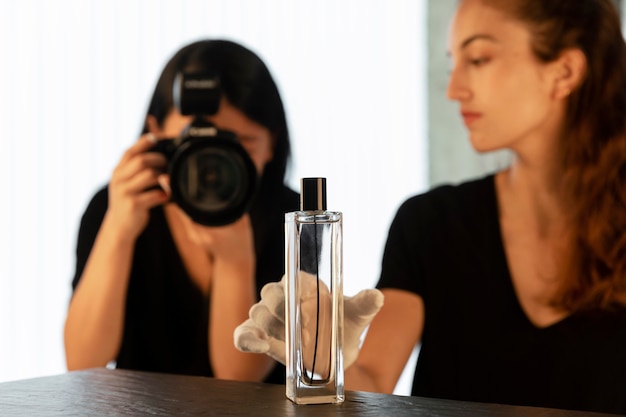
[64,39,298,383]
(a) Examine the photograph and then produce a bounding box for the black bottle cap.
[300,177,327,211]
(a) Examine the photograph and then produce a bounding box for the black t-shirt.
[377,174,626,415]
[72,183,299,384]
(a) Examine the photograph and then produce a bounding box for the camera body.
[151,72,258,226]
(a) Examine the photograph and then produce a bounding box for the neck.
[497,162,566,239]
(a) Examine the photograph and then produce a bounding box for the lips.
[461,111,482,126]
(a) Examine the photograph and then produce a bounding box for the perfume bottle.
[285,177,344,404]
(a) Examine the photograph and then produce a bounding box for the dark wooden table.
[0,368,621,416]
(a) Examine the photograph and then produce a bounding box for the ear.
[145,114,163,135]
[551,48,587,100]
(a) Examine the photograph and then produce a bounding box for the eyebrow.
[461,34,497,49]
[447,33,498,57]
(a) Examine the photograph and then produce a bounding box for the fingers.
[233,318,286,365]
[297,270,331,300]
[234,279,385,373]
[110,134,169,203]
[234,278,288,367]
[259,281,285,317]
[113,163,161,193]
[104,135,171,236]
[120,133,159,162]
[114,148,167,186]
[145,132,157,145]
[345,289,384,323]
[177,209,255,262]
[234,318,270,353]
[266,338,286,365]
[343,289,384,369]
[247,279,286,341]
[157,174,171,195]
[249,302,285,341]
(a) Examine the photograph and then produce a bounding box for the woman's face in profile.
[445,0,562,154]
[157,98,275,177]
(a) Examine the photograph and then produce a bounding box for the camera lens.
[178,147,247,210]
[169,136,258,226]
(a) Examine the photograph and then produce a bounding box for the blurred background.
[5,0,617,395]
[0,0,426,395]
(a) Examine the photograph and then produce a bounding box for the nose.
[446,65,471,102]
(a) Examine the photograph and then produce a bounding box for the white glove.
[234,273,384,370]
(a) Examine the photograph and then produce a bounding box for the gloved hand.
[234,272,384,370]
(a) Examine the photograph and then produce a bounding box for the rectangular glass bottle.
[285,178,344,404]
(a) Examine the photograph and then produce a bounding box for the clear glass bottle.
[285,177,344,404]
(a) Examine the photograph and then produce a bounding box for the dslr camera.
[151,72,258,226]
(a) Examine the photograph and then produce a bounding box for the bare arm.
[64,217,135,369]
[345,288,424,393]
[178,212,276,382]
[64,135,168,370]
[210,250,276,381]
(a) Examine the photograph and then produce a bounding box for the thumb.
[343,288,384,369]
[234,318,270,354]
[345,288,384,325]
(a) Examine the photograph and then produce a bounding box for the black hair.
[142,39,291,188]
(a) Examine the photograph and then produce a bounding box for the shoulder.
[72,185,110,288]
[84,185,108,208]
[80,185,109,223]
[395,174,496,226]
[253,181,299,212]
[385,173,500,260]
[402,174,495,210]
[377,174,499,294]
[278,185,299,209]
[268,184,299,213]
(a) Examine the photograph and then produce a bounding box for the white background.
[0,0,428,394]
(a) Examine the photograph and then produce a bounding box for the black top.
[72,183,299,384]
[377,174,626,415]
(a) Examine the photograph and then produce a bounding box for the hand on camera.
[234,272,384,370]
[106,134,169,239]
